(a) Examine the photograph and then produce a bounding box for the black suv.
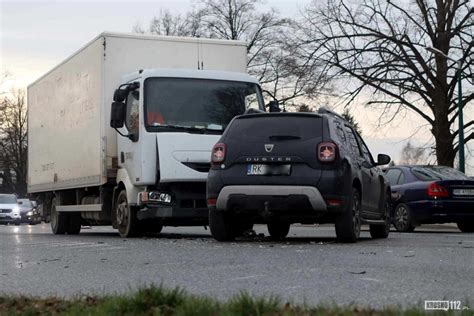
[207,108,392,242]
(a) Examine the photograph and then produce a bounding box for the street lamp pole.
[427,47,465,173]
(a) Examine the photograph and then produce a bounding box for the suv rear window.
[227,114,322,141]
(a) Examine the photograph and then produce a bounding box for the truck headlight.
[140,191,173,204]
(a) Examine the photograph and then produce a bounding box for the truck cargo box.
[27,32,247,193]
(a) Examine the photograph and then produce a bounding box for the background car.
[0,194,21,225]
[17,199,41,225]
[385,165,474,232]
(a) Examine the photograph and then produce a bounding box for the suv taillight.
[318,142,337,162]
[427,182,449,198]
[211,143,226,165]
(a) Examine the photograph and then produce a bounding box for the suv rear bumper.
[216,185,328,211]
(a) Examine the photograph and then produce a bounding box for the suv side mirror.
[110,101,126,128]
[376,154,391,166]
[267,100,281,113]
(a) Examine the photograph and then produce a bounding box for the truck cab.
[110,69,265,237]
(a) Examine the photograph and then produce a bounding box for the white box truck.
[28,32,265,237]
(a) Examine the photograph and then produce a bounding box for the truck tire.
[335,188,361,243]
[115,190,140,238]
[267,222,290,240]
[370,193,391,239]
[393,203,415,232]
[209,209,235,241]
[67,213,82,235]
[51,197,69,234]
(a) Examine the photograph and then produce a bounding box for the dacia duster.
[207,108,392,242]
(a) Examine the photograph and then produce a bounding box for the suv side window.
[356,135,375,164]
[334,120,347,143]
[344,125,362,158]
[125,90,140,136]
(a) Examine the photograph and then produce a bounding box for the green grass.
[0,285,471,316]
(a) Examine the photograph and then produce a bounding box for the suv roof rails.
[317,107,346,122]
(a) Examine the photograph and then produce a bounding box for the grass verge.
[0,285,471,316]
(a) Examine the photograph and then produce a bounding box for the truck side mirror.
[267,100,281,113]
[113,89,128,102]
[376,154,391,166]
[110,101,126,128]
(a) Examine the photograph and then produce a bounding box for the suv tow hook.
[260,201,273,218]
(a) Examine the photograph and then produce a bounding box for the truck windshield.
[144,77,264,133]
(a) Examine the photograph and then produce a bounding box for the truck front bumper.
[137,205,208,225]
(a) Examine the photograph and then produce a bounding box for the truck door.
[119,89,142,184]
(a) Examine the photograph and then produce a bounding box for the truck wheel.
[51,197,68,234]
[267,222,290,240]
[115,190,140,238]
[67,213,82,235]
[457,221,474,233]
[370,193,391,239]
[209,209,235,241]
[335,188,361,243]
[393,203,415,232]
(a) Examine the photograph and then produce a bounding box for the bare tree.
[399,141,427,165]
[137,0,329,107]
[133,9,205,37]
[297,0,473,167]
[0,89,28,196]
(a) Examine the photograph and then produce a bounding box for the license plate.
[0,213,6,218]
[453,188,474,196]
[247,164,291,176]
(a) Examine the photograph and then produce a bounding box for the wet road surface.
[0,223,473,308]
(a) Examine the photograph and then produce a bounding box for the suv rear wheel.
[335,188,361,243]
[267,222,290,240]
[209,209,235,241]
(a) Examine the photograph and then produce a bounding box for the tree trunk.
[432,98,455,167]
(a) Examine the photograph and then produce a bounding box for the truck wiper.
[269,135,301,140]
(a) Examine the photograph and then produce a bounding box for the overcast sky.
[0,0,472,174]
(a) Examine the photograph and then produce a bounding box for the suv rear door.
[221,113,324,186]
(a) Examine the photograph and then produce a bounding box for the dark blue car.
[385,165,474,232]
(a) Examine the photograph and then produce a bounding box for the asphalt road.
[0,223,473,309]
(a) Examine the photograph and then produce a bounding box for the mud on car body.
[207,108,392,242]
